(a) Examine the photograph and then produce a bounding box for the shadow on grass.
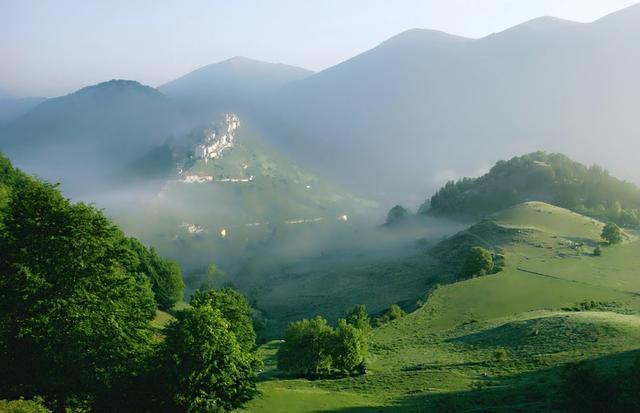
[314,348,640,413]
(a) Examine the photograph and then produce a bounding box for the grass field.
[241,201,640,412]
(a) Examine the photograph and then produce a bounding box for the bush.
[461,247,494,278]
[0,400,50,413]
[593,246,602,256]
[373,304,406,327]
[493,348,509,362]
[602,222,624,245]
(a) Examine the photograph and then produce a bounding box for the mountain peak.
[380,28,472,48]
[159,57,313,98]
[487,15,581,39]
[65,79,164,100]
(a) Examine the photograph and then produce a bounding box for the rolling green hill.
[242,201,640,412]
[424,152,640,228]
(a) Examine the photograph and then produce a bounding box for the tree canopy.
[0,174,157,412]
[461,247,495,278]
[124,237,184,310]
[423,152,640,228]
[190,287,257,351]
[601,222,624,245]
[0,154,259,412]
[277,312,369,378]
[157,303,260,412]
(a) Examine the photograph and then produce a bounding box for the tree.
[385,205,410,226]
[345,304,372,337]
[200,263,225,291]
[330,320,367,373]
[462,247,494,278]
[189,288,256,351]
[158,305,260,413]
[277,316,335,377]
[0,177,157,413]
[124,237,184,310]
[277,315,369,378]
[602,222,624,245]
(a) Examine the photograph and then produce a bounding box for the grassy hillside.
[113,124,467,338]
[242,201,640,412]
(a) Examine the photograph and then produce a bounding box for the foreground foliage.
[0,175,157,412]
[0,154,259,412]
[157,302,261,412]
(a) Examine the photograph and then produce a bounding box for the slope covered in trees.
[423,152,640,227]
[0,153,259,412]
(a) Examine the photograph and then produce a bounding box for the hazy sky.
[1,0,638,97]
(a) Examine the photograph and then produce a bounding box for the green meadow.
[242,201,640,412]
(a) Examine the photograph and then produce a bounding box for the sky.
[1,0,638,98]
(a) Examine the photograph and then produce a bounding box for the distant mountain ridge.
[0,79,189,196]
[3,4,640,204]
[159,56,313,110]
[259,3,640,204]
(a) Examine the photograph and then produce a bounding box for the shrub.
[602,222,624,245]
[373,304,406,327]
[0,399,50,413]
[493,348,509,362]
[462,247,495,278]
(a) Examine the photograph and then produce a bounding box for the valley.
[242,202,640,412]
[3,3,640,412]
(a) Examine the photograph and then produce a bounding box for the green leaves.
[277,311,370,378]
[159,303,260,412]
[601,222,624,245]
[0,175,157,410]
[462,246,495,278]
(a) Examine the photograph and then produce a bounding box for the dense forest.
[421,152,640,227]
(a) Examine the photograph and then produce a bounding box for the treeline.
[0,154,260,412]
[421,152,640,227]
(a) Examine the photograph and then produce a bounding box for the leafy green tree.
[461,246,494,278]
[330,320,368,373]
[602,222,624,245]
[124,237,184,310]
[0,177,157,413]
[277,316,335,377]
[190,288,257,351]
[345,304,372,336]
[158,305,260,413]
